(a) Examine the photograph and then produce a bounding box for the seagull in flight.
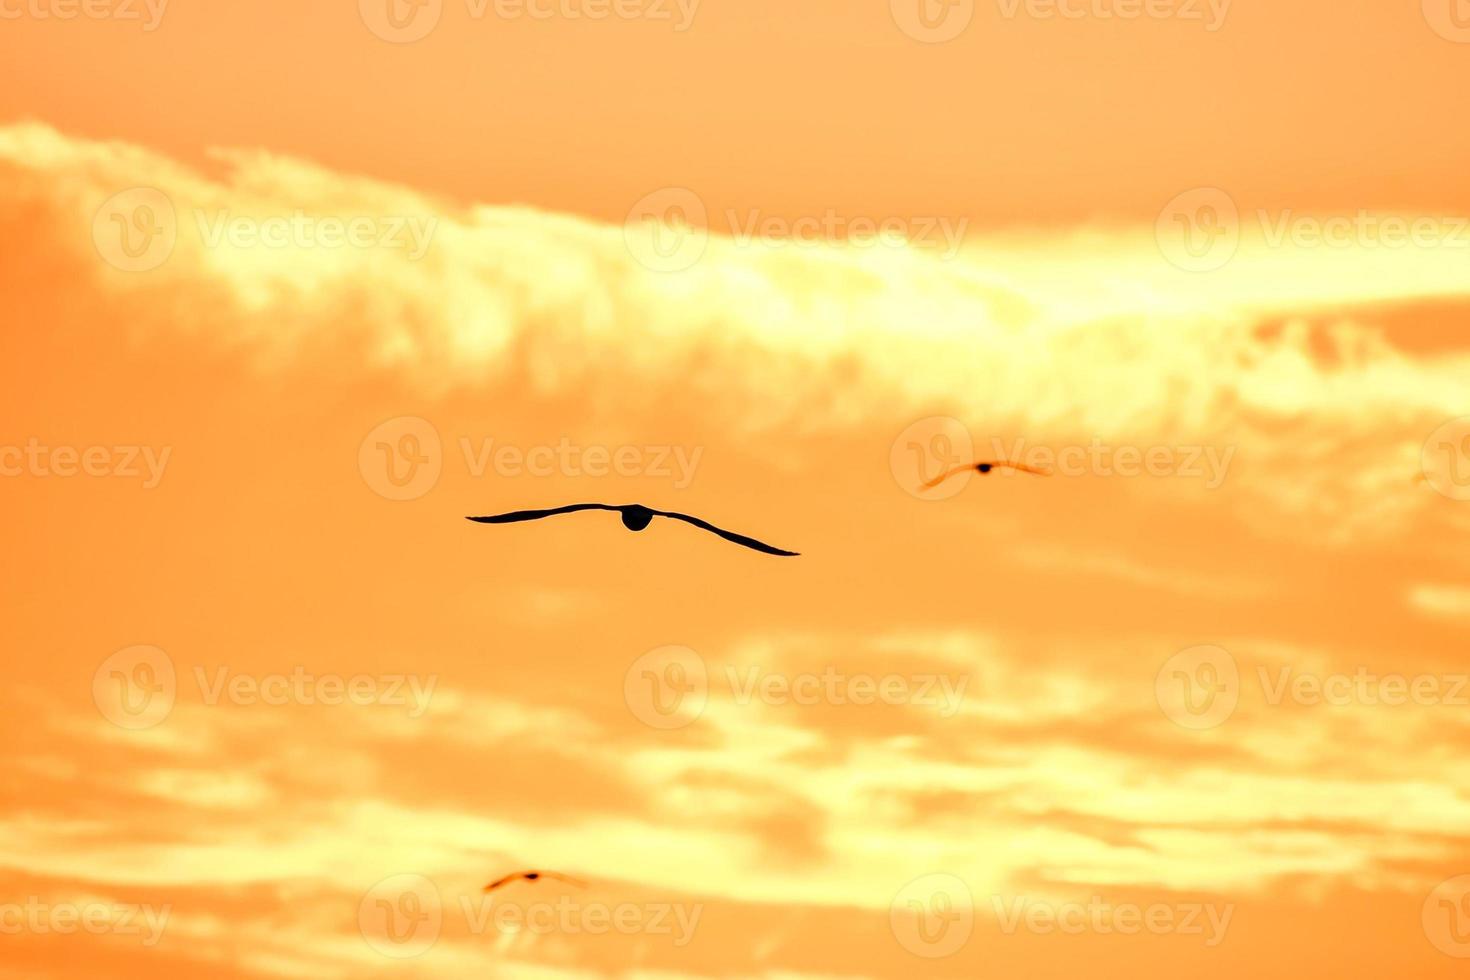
[483,870,588,893]
[466,504,799,557]
[924,460,1051,489]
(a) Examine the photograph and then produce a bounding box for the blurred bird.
[483,870,587,893]
[924,460,1051,488]
[466,503,799,556]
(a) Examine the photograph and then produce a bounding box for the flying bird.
[924,460,1051,489]
[466,504,799,557]
[483,870,588,893]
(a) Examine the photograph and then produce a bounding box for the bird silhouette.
[483,870,588,893]
[466,504,799,556]
[924,460,1051,488]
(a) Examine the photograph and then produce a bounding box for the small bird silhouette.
[466,504,799,556]
[483,870,588,893]
[924,460,1051,488]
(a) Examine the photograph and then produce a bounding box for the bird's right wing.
[466,504,616,524]
[658,511,800,557]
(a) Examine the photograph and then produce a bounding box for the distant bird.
[924,460,1051,489]
[466,504,799,557]
[483,870,587,893]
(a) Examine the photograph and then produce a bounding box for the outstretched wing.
[484,873,522,892]
[921,463,975,489]
[466,504,617,524]
[655,510,799,557]
[540,871,588,888]
[998,461,1051,476]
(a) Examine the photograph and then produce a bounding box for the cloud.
[2,122,1468,541]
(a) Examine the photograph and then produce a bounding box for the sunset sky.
[3,2,1470,977]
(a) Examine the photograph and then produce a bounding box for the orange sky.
[3,4,1470,978]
